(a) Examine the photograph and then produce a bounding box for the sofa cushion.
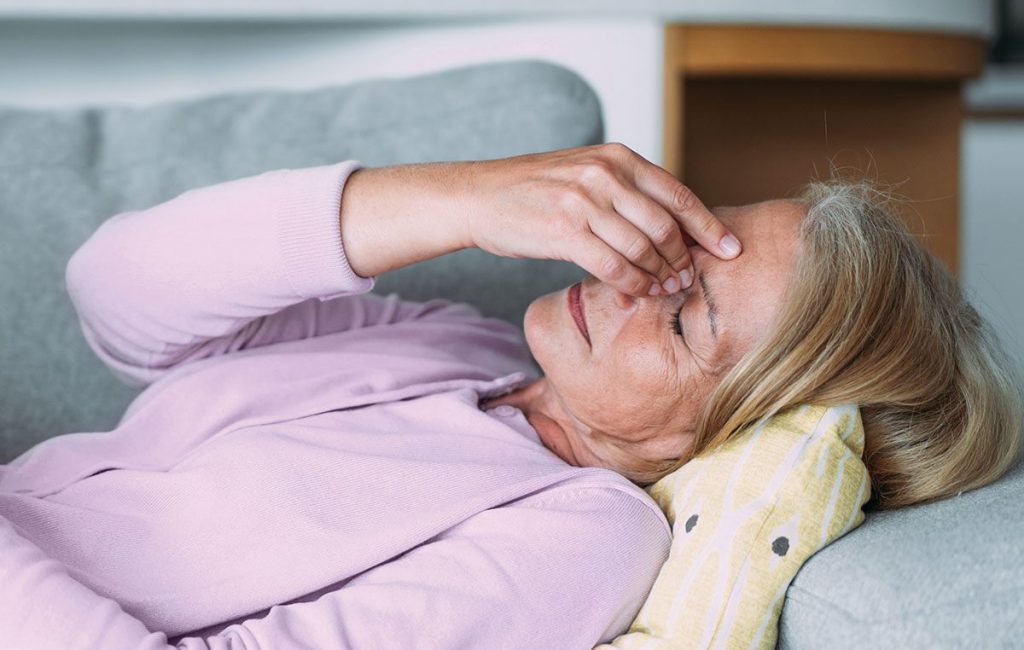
[778,451,1024,648]
[0,59,600,460]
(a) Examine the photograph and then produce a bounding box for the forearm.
[339,162,476,278]
[66,162,376,385]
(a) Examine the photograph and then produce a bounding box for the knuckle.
[578,160,613,186]
[625,236,653,261]
[670,183,698,215]
[650,219,677,246]
[695,212,720,234]
[599,255,625,279]
[627,272,649,295]
[602,142,632,159]
[555,186,589,214]
[667,249,690,268]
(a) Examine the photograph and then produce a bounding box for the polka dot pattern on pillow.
[596,404,871,650]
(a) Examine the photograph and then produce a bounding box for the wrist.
[417,161,477,252]
[338,162,476,278]
[338,167,376,278]
[446,159,492,251]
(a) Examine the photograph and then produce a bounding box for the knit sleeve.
[64,161,484,389]
[0,512,166,649]
[172,484,672,650]
[1,486,670,650]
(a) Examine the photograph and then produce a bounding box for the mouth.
[568,281,591,347]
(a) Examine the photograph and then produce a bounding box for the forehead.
[706,199,804,279]
[711,199,805,254]
[699,199,804,359]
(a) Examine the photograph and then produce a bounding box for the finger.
[628,157,742,260]
[588,206,690,293]
[608,185,695,287]
[573,232,661,298]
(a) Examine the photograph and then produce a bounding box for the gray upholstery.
[2,58,1020,649]
[0,59,593,460]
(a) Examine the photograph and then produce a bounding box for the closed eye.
[666,290,690,342]
[668,307,684,339]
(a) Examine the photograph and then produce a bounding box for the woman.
[0,143,1020,649]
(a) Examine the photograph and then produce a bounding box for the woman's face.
[522,199,805,472]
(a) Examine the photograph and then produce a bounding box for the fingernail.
[719,234,741,258]
[679,267,693,288]
[663,276,680,293]
[648,283,662,296]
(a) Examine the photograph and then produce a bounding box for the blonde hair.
[603,176,1024,512]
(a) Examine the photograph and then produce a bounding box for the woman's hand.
[462,143,742,296]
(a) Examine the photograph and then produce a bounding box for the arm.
[174,484,671,650]
[1,486,670,650]
[66,161,476,388]
[0,513,166,650]
[67,144,739,389]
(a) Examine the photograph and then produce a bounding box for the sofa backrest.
[0,59,598,459]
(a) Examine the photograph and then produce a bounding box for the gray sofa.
[1,60,1020,648]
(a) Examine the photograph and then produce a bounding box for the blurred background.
[0,0,1020,375]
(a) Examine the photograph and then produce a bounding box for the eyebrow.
[698,270,719,339]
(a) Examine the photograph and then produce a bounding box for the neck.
[480,377,581,465]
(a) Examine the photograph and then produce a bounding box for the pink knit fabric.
[0,161,671,649]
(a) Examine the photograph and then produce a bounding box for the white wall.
[962,118,1024,374]
[0,18,664,163]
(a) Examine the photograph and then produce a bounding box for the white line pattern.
[595,404,870,650]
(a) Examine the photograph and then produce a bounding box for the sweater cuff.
[276,160,378,301]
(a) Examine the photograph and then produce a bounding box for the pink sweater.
[0,161,671,649]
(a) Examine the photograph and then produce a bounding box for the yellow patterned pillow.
[597,404,871,650]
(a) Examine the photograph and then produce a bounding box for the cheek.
[619,331,681,398]
[584,338,682,432]
[626,343,716,438]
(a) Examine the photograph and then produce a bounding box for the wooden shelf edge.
[666,25,987,81]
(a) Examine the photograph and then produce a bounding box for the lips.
[568,282,591,346]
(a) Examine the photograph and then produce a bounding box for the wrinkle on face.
[684,339,720,380]
[521,198,806,476]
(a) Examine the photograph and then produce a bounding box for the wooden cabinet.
[664,26,987,272]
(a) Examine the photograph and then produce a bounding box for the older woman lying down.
[0,143,1019,649]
